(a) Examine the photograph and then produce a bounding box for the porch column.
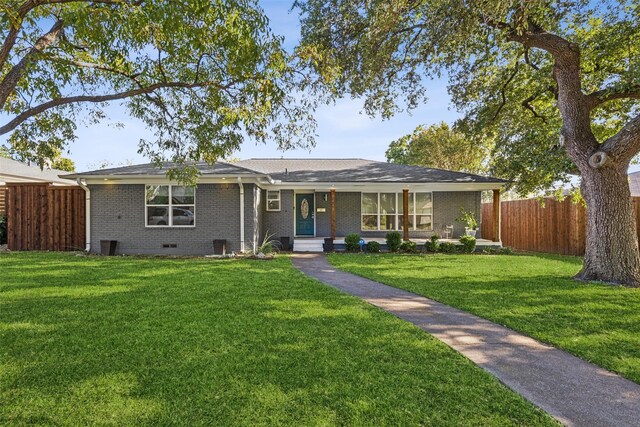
[492,189,501,242]
[402,188,409,241]
[330,188,336,240]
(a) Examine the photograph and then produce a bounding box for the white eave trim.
[72,176,506,191]
[76,175,267,185]
[257,181,507,192]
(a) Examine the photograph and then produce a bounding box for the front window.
[361,192,432,231]
[415,192,433,230]
[361,193,378,230]
[380,193,396,230]
[146,185,195,227]
[266,190,281,211]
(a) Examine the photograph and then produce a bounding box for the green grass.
[0,252,554,426]
[328,252,640,385]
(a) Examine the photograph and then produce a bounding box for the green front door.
[295,194,315,236]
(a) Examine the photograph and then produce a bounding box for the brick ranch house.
[63,159,506,254]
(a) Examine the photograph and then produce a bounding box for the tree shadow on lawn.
[0,254,554,426]
[328,253,640,384]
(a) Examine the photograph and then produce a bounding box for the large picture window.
[361,192,432,231]
[145,185,195,227]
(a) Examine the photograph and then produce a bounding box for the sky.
[0,0,460,172]
[3,1,635,174]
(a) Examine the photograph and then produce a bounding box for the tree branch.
[597,113,640,166]
[0,19,64,109]
[492,63,519,121]
[495,23,598,162]
[41,55,142,80]
[502,24,577,59]
[0,80,227,135]
[0,0,136,71]
[587,84,640,109]
[521,93,546,122]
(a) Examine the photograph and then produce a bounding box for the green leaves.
[297,0,640,194]
[1,0,315,181]
[385,122,489,174]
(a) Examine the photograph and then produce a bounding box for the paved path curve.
[292,253,640,427]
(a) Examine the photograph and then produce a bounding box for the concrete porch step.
[293,239,324,252]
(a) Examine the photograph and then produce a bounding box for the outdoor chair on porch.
[442,225,454,239]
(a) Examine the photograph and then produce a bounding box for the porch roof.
[236,159,507,184]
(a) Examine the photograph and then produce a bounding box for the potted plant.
[456,208,478,237]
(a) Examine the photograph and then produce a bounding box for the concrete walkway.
[292,253,640,427]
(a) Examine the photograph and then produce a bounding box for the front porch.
[293,237,502,253]
[291,188,503,251]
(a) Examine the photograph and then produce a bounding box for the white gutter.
[61,173,269,181]
[238,177,245,253]
[76,178,91,252]
[257,177,276,186]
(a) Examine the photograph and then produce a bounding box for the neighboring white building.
[629,171,640,197]
[0,157,77,186]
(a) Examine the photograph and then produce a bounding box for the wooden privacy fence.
[482,196,640,256]
[5,183,85,251]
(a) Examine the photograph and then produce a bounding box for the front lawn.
[0,253,554,426]
[329,253,640,384]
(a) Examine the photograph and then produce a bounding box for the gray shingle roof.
[66,158,507,184]
[0,157,77,185]
[236,159,507,183]
[63,161,261,177]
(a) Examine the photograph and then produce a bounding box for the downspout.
[253,186,258,252]
[238,177,245,253]
[76,178,91,252]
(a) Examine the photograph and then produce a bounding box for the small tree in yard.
[0,1,313,180]
[386,122,487,174]
[297,0,640,286]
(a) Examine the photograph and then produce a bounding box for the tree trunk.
[576,165,640,287]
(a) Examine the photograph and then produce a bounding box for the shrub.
[366,240,381,253]
[459,234,477,253]
[499,246,515,255]
[439,242,457,254]
[385,231,402,252]
[424,234,440,252]
[0,214,5,245]
[257,232,277,255]
[345,233,362,252]
[456,208,478,231]
[399,240,418,253]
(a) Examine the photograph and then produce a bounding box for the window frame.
[266,190,281,212]
[360,191,432,232]
[145,185,196,228]
[361,192,379,231]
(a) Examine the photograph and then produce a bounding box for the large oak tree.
[296,0,640,286]
[0,0,314,181]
